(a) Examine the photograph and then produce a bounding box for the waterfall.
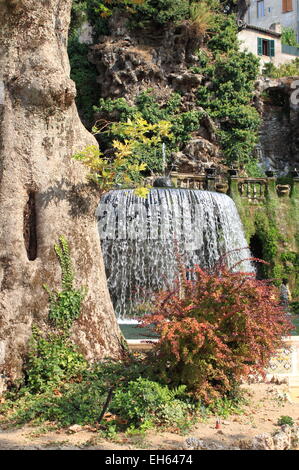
[97,188,254,319]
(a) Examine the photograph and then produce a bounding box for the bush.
[197,49,261,167]
[111,377,193,430]
[291,301,299,315]
[281,27,299,47]
[263,58,299,78]
[1,359,197,432]
[25,328,87,394]
[94,90,204,173]
[68,37,99,126]
[140,263,292,403]
[277,415,294,427]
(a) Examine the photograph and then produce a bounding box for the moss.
[231,181,299,297]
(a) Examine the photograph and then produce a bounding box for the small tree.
[141,262,292,402]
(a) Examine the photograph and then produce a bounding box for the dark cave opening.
[250,234,264,280]
[23,191,37,261]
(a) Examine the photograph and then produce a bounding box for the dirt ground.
[0,382,299,450]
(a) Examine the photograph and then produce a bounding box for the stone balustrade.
[169,171,299,202]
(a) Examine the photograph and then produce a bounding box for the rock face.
[88,15,299,175]
[0,0,123,391]
[89,14,220,172]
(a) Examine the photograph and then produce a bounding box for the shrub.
[68,37,99,126]
[25,329,87,394]
[140,263,292,403]
[291,301,299,315]
[281,27,299,48]
[197,49,261,167]
[1,359,197,432]
[111,377,193,430]
[23,237,88,393]
[207,13,239,53]
[185,1,215,39]
[263,58,299,78]
[93,90,204,173]
[277,415,294,427]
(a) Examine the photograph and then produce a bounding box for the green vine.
[25,237,87,393]
[44,236,87,332]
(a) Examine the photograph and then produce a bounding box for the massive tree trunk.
[0,0,123,391]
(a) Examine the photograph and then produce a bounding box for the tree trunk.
[0,0,123,391]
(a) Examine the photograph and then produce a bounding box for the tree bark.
[0,0,123,391]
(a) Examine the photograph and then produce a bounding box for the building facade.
[246,0,299,40]
[238,24,299,68]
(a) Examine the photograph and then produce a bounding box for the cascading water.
[97,188,254,320]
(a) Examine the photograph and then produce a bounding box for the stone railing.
[237,178,268,202]
[169,171,299,202]
[170,172,206,190]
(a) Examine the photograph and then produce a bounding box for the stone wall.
[170,171,299,296]
[238,27,298,69]
[246,0,298,34]
[255,77,299,174]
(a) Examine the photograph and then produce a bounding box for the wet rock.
[153,177,173,188]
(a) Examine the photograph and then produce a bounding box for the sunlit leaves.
[140,262,292,402]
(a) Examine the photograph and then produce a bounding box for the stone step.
[289,376,299,387]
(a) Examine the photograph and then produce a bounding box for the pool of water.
[119,316,299,340]
[291,315,299,335]
[119,323,158,340]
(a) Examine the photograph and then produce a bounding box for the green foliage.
[281,27,299,48]
[120,0,191,29]
[207,13,238,52]
[197,49,260,166]
[251,209,299,286]
[72,144,149,195]
[254,211,279,269]
[291,301,299,315]
[70,0,110,37]
[195,13,260,168]
[23,237,87,394]
[44,236,86,331]
[112,377,193,430]
[68,37,99,125]
[94,90,204,173]
[73,110,171,191]
[207,395,245,418]
[1,358,196,433]
[141,264,292,402]
[25,328,87,394]
[70,0,88,32]
[277,415,294,427]
[263,58,299,78]
[243,159,265,177]
[68,2,259,170]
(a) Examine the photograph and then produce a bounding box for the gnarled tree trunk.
[0,0,123,391]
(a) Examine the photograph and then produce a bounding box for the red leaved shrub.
[140,263,293,403]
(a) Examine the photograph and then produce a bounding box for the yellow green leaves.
[110,115,173,147]
[73,114,173,196]
[133,186,150,198]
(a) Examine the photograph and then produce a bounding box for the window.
[258,38,275,57]
[282,0,293,12]
[257,0,265,17]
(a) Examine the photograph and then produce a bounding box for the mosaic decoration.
[267,347,293,375]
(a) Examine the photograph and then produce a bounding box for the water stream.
[97,188,254,320]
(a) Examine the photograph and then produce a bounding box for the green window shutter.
[258,37,263,55]
[270,39,275,57]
